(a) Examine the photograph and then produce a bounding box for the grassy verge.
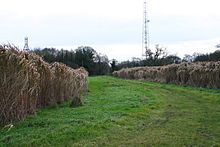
[1,76,220,146]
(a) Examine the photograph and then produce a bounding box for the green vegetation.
[34,47,111,76]
[1,76,220,146]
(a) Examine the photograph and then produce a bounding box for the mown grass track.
[1,76,220,146]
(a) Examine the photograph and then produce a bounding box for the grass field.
[1,76,220,146]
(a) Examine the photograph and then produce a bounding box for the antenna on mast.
[142,0,150,57]
[23,37,30,52]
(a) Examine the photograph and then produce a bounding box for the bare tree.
[145,48,153,59]
[182,54,194,62]
[145,44,167,60]
[154,44,167,60]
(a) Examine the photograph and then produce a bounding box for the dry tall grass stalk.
[0,45,88,125]
[113,62,220,89]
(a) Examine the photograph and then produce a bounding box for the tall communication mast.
[142,0,150,57]
[23,37,30,52]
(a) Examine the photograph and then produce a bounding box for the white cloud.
[0,0,220,61]
[95,38,220,61]
[51,38,220,61]
[165,38,220,57]
[0,0,142,20]
[150,0,220,17]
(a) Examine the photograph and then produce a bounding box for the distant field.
[1,76,220,146]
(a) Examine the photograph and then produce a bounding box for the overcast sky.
[1,0,220,61]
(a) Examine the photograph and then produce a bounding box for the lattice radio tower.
[142,0,150,57]
[23,37,30,52]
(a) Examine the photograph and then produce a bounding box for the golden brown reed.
[0,45,88,125]
[113,62,220,89]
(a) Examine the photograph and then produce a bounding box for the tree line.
[115,45,220,71]
[33,46,110,76]
[32,45,220,75]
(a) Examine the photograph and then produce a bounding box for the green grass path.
[1,76,220,146]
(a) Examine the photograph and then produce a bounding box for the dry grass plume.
[113,62,220,89]
[0,45,88,125]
